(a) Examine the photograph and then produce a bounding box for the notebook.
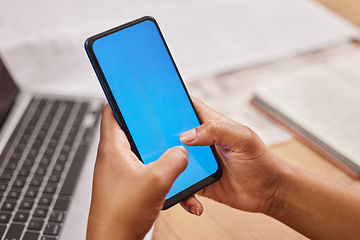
[252,46,360,177]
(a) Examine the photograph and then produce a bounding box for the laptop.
[0,55,105,239]
[0,55,156,240]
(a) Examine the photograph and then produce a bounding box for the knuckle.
[235,125,260,152]
[149,169,168,189]
[240,125,256,141]
[204,119,222,133]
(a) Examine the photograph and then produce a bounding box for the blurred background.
[0,0,359,144]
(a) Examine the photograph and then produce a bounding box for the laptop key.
[40,156,51,165]
[20,199,34,210]
[1,200,16,211]
[30,178,43,187]
[14,179,26,188]
[35,166,48,176]
[57,153,68,163]
[24,158,36,166]
[23,231,40,240]
[49,211,64,223]
[14,145,26,154]
[0,213,11,223]
[44,223,60,236]
[5,161,17,170]
[28,219,44,230]
[25,189,39,198]
[54,198,70,211]
[4,223,25,240]
[34,208,49,218]
[9,152,22,162]
[38,196,53,206]
[19,168,31,177]
[14,212,30,222]
[0,170,13,180]
[8,190,21,199]
[0,225,6,236]
[48,172,61,183]
[0,181,8,192]
[53,163,64,172]
[44,185,57,194]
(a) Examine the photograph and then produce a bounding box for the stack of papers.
[0,0,359,147]
[253,43,360,175]
[0,0,359,88]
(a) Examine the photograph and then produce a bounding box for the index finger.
[99,104,131,150]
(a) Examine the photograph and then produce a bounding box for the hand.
[180,98,287,215]
[180,99,360,240]
[87,104,188,240]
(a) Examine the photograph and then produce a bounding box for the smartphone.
[85,16,222,209]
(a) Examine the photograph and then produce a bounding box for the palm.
[197,145,276,213]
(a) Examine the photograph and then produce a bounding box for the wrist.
[260,155,294,219]
[87,207,140,240]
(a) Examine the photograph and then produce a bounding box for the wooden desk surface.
[153,1,360,239]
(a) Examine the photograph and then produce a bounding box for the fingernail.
[180,129,197,143]
[190,206,200,216]
[177,146,188,157]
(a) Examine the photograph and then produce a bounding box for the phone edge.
[84,16,223,210]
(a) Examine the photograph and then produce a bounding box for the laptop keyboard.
[0,97,102,239]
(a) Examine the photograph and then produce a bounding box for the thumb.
[147,146,188,191]
[180,120,259,152]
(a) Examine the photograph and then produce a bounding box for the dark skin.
[87,99,360,240]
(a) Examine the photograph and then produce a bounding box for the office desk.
[153,1,360,239]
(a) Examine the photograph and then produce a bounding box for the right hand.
[180,98,288,215]
[181,99,360,240]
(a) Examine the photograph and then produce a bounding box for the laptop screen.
[0,57,19,130]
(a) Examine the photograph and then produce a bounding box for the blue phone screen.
[92,19,219,199]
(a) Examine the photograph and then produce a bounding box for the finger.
[147,146,189,191]
[191,97,231,124]
[99,104,131,149]
[180,195,203,216]
[180,120,258,151]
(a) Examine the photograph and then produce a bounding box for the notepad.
[252,47,360,177]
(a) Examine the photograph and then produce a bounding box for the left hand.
[86,104,189,240]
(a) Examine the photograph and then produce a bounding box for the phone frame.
[85,16,222,209]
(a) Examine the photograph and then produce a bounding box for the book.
[252,48,360,177]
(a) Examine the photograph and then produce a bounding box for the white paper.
[255,44,360,163]
[0,0,359,87]
[0,0,359,146]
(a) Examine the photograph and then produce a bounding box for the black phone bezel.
[84,16,222,209]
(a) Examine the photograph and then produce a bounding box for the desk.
[153,1,360,239]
